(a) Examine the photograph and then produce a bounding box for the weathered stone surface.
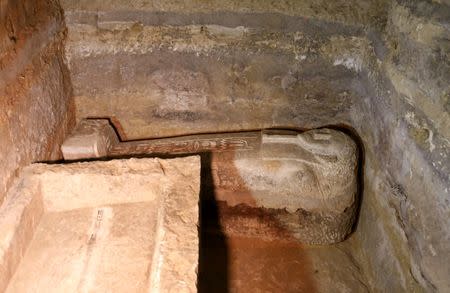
[63,5,362,139]
[0,174,43,292]
[348,1,450,291]
[61,119,119,160]
[62,118,261,158]
[245,128,357,213]
[60,0,389,26]
[0,0,75,205]
[209,128,358,244]
[0,157,200,293]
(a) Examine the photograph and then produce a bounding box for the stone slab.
[0,157,200,293]
[61,119,118,160]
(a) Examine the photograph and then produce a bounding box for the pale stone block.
[61,119,119,160]
[0,157,200,293]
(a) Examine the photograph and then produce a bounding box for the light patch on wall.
[405,111,435,152]
[427,129,435,152]
[295,54,307,61]
[333,56,362,72]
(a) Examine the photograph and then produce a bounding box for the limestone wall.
[63,7,367,139]
[0,0,75,204]
[353,1,450,291]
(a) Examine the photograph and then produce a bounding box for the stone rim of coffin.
[0,157,200,293]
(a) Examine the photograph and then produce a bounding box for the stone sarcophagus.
[0,157,200,293]
[61,119,359,244]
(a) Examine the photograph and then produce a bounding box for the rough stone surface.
[349,1,450,291]
[0,0,75,205]
[0,173,42,292]
[209,128,358,244]
[60,0,389,26]
[64,27,360,139]
[241,129,357,213]
[0,157,200,293]
[62,0,371,139]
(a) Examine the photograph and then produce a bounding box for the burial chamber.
[0,0,449,292]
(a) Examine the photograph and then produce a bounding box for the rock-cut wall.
[0,0,75,204]
[353,1,450,291]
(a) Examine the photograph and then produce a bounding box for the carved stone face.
[296,128,355,161]
[229,128,359,244]
[233,128,358,211]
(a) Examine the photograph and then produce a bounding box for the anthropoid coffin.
[208,128,359,245]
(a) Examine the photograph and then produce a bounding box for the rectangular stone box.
[0,157,200,293]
